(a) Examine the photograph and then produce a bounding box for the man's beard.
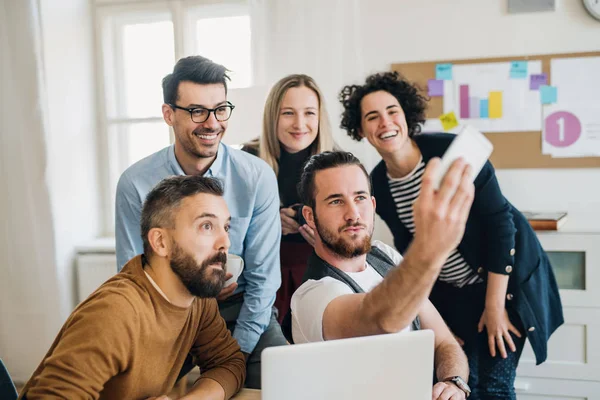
[314,213,373,259]
[170,242,227,298]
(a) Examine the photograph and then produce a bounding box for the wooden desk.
[232,388,261,399]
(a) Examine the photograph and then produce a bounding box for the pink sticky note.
[428,79,444,97]
[530,73,548,90]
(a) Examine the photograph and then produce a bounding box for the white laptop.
[261,329,434,400]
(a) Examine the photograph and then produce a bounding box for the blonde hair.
[259,74,335,175]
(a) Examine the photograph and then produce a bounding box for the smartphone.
[433,125,494,190]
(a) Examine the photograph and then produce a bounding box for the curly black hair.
[339,71,428,141]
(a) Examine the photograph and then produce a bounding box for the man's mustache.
[203,251,228,269]
[338,221,367,233]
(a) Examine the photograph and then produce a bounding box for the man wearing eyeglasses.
[115,55,286,389]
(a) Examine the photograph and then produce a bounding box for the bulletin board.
[392,52,600,169]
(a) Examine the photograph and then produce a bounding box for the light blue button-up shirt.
[115,143,282,353]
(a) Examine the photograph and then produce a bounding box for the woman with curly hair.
[338,71,563,400]
[243,74,336,322]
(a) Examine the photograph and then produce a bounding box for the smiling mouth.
[378,131,398,140]
[194,132,220,141]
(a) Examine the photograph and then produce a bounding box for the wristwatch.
[444,376,471,398]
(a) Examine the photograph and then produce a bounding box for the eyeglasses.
[169,102,235,123]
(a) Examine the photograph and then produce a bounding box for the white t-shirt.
[291,240,411,344]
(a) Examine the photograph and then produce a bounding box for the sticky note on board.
[480,99,489,118]
[489,92,503,119]
[509,61,528,79]
[540,85,558,104]
[530,73,547,90]
[436,63,453,80]
[428,79,444,96]
[439,111,459,131]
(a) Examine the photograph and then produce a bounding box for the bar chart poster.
[423,61,543,133]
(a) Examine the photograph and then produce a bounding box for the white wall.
[0,0,100,382]
[40,0,101,319]
[356,0,600,242]
[0,1,62,383]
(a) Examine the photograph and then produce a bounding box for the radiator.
[76,253,118,303]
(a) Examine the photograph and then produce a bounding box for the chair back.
[0,358,18,400]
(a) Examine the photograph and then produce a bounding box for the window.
[96,1,253,234]
[187,3,252,88]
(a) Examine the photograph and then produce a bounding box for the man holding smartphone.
[290,151,473,400]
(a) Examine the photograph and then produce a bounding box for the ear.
[303,206,316,230]
[148,228,171,258]
[371,195,376,212]
[162,104,175,127]
[356,125,367,140]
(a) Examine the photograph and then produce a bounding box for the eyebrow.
[364,104,399,119]
[194,213,232,222]
[280,106,318,110]
[195,213,217,220]
[186,101,228,108]
[323,190,369,202]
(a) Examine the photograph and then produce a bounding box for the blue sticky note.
[436,63,453,80]
[480,99,489,118]
[539,85,557,104]
[510,61,528,79]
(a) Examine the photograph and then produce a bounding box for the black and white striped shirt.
[388,159,481,287]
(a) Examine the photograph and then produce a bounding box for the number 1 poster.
[542,104,600,157]
[542,57,600,158]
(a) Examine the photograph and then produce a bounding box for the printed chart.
[423,60,545,133]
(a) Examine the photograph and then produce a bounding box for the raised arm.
[322,158,474,340]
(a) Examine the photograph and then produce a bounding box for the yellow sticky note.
[489,91,503,119]
[439,111,459,131]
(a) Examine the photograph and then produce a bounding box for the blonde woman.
[243,74,336,322]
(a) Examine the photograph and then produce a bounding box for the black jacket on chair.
[370,133,564,365]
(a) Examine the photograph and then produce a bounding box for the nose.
[203,111,220,130]
[379,113,392,129]
[217,228,231,252]
[343,201,361,222]
[293,113,306,130]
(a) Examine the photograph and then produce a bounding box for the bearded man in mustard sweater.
[19,176,246,400]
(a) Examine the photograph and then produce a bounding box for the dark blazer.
[371,133,563,365]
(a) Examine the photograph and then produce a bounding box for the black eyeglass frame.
[168,102,235,123]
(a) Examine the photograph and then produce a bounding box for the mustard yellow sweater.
[20,255,245,399]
